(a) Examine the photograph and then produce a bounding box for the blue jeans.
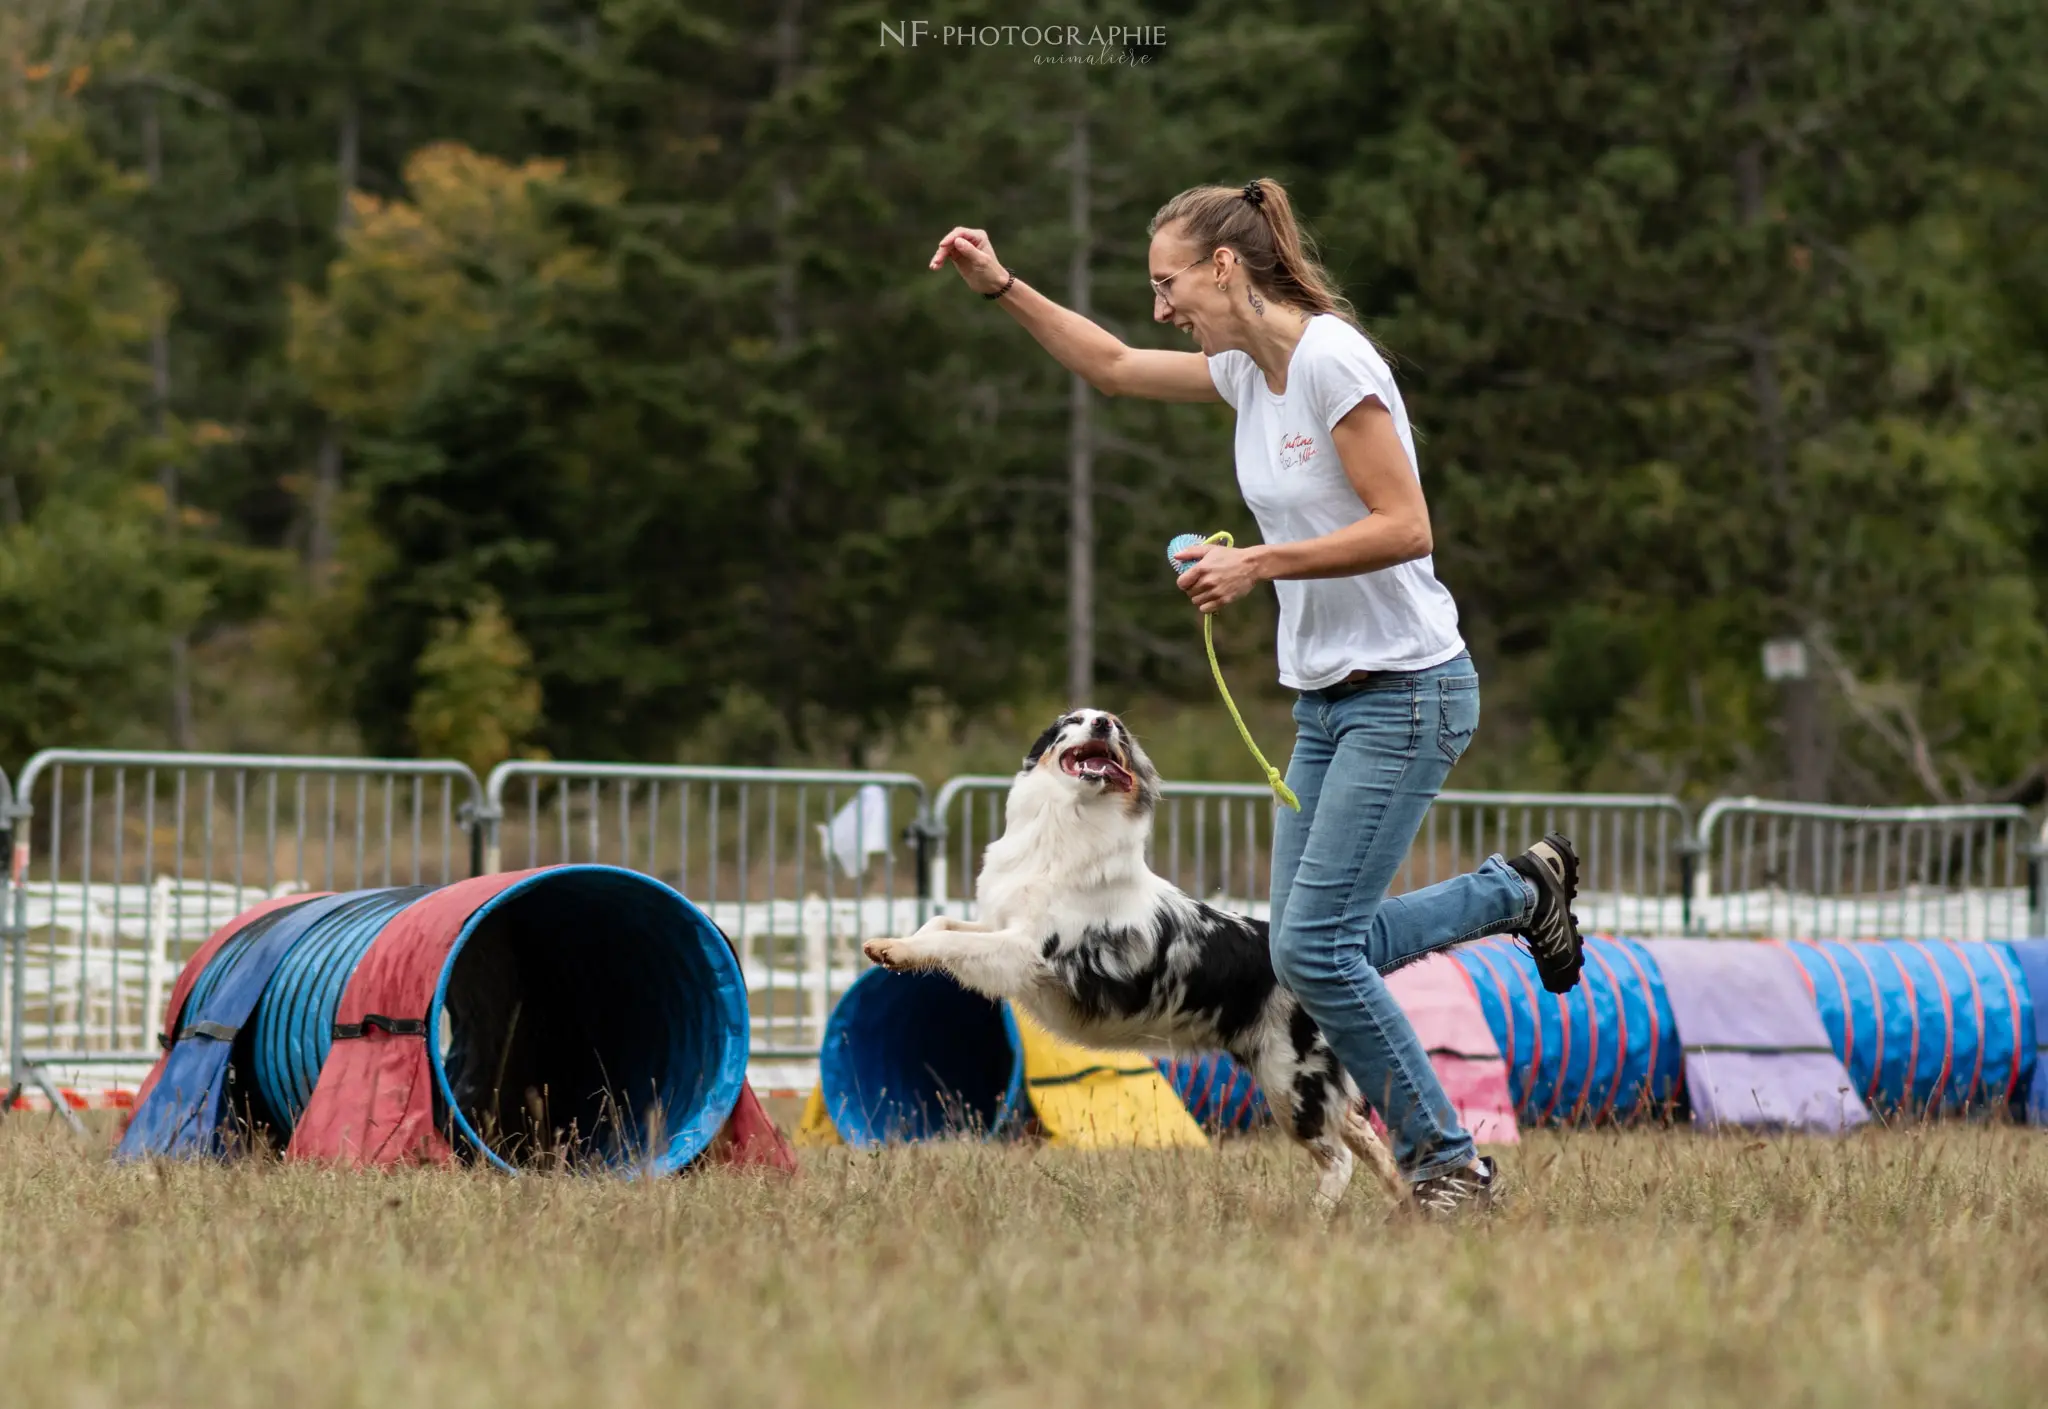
[1269,652,1534,1181]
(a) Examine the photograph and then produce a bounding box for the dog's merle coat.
[863,708,1403,1209]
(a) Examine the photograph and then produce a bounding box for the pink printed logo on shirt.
[1278,432,1319,470]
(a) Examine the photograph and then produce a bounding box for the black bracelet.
[984,270,1018,300]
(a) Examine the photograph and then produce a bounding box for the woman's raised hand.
[929,227,1009,295]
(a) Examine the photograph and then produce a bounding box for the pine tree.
[0,9,203,758]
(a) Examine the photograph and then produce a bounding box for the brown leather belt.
[1310,672,1383,702]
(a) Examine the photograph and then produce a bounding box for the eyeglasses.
[1150,255,1208,305]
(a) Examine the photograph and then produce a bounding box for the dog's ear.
[1022,716,1066,773]
[1115,718,1162,816]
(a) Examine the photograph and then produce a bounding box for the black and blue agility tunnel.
[121,865,750,1173]
[819,967,1025,1144]
[426,867,751,1171]
[1787,939,2036,1117]
[250,887,437,1134]
[2011,941,2048,1122]
[120,890,403,1158]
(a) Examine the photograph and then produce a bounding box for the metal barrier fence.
[1399,791,1691,936]
[1691,798,2042,941]
[4,750,485,1113]
[7,740,2044,1094]
[2040,815,2048,938]
[1,764,13,1101]
[480,762,930,1060]
[928,776,1692,936]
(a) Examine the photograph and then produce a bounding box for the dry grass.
[3,1120,2046,1409]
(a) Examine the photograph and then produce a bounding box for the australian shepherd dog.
[863,708,1407,1211]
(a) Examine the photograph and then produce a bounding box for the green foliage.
[1532,607,1646,790]
[0,112,159,522]
[1282,0,2048,800]
[406,590,546,778]
[3,0,2043,803]
[0,25,201,759]
[0,498,202,762]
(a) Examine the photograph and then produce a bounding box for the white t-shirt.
[1206,314,1466,690]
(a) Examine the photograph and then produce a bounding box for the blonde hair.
[1148,177,1361,330]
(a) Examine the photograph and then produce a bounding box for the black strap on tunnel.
[1027,1063,1164,1088]
[175,1020,240,1043]
[332,1013,429,1040]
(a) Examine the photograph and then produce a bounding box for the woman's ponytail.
[1150,177,1363,332]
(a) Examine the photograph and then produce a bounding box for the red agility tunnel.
[119,865,793,1175]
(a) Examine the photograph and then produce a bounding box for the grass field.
[3,1120,2045,1408]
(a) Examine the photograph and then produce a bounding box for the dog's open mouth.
[1060,740,1134,792]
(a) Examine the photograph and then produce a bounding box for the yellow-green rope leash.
[1167,530,1301,812]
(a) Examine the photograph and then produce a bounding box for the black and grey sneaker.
[1410,1156,1501,1220]
[1507,832,1584,994]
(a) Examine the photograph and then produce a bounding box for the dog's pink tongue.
[1071,753,1133,791]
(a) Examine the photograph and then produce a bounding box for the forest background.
[5,0,2046,807]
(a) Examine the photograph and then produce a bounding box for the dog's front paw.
[862,938,924,972]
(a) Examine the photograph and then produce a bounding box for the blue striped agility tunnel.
[117,866,756,1173]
